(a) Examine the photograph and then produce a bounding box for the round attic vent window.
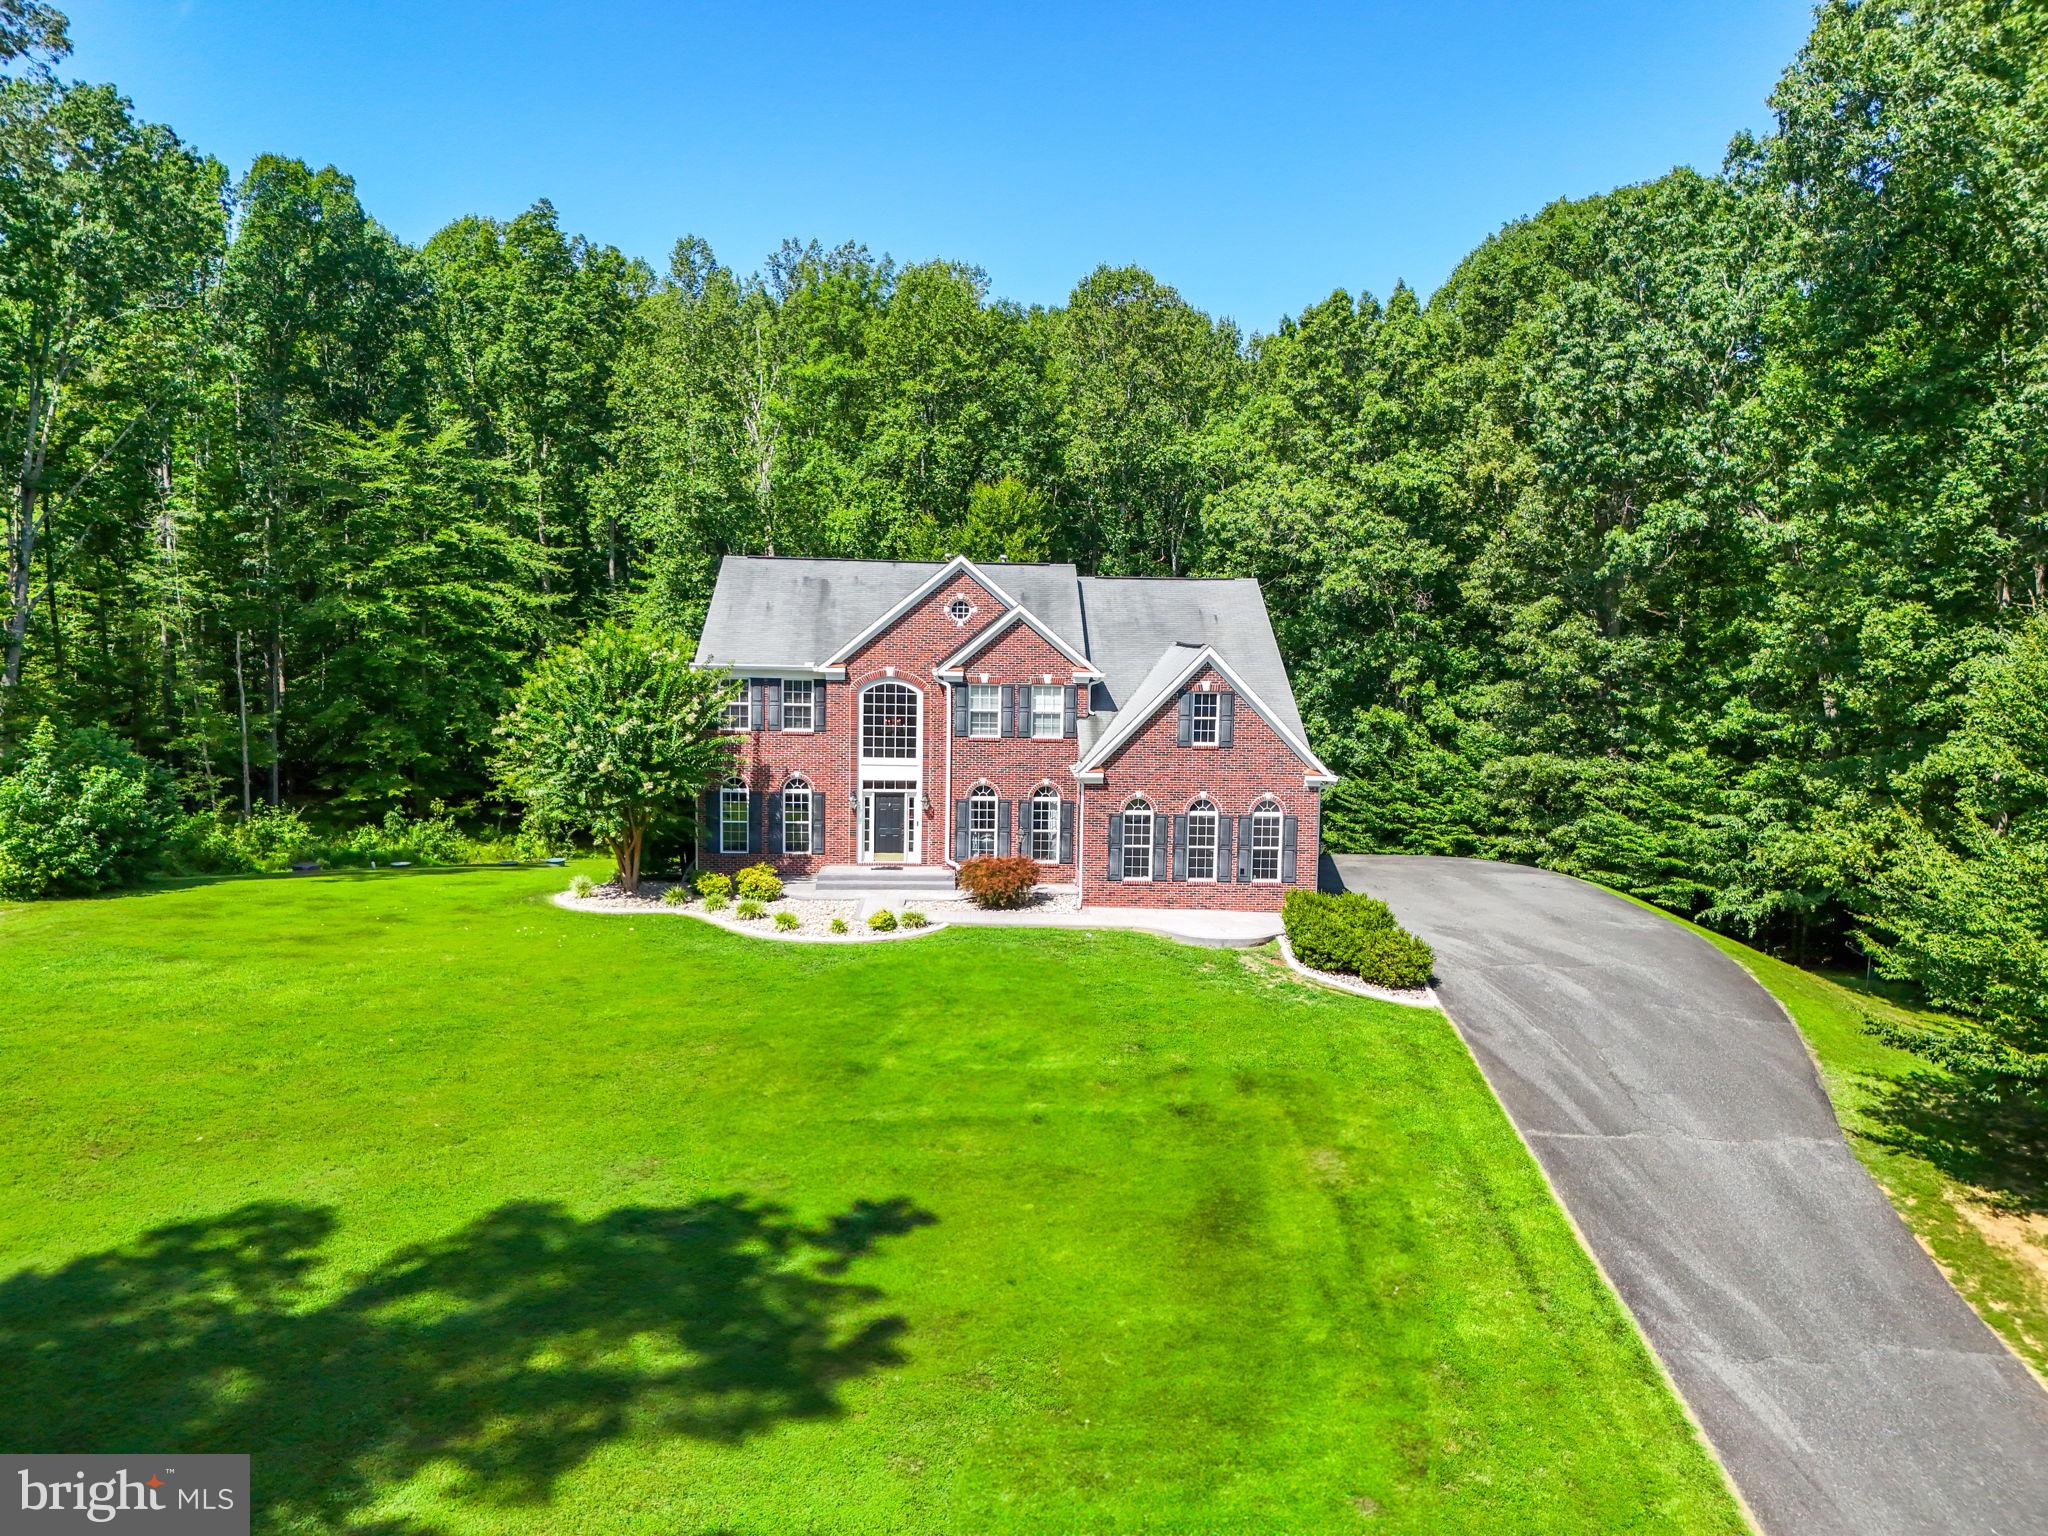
[946,597,974,624]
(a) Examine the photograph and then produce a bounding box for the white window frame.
[1121,799,1154,882]
[1186,799,1219,882]
[1029,787,1060,863]
[1190,691,1219,746]
[721,692,751,732]
[1250,801,1282,883]
[967,683,1000,739]
[782,777,812,855]
[860,681,920,762]
[967,786,998,858]
[1030,685,1063,739]
[781,677,814,732]
[719,778,749,854]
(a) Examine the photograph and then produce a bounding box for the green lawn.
[0,868,1742,1535]
[1635,903,2048,1380]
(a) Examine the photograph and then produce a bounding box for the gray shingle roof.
[694,555,1311,762]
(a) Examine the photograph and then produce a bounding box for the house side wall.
[1079,664,1322,911]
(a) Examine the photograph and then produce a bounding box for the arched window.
[967,784,998,858]
[1250,799,1283,882]
[719,776,749,855]
[782,776,813,855]
[1186,797,1219,881]
[1121,797,1154,881]
[861,681,920,760]
[1028,785,1061,862]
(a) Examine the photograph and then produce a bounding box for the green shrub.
[694,870,732,900]
[1283,888,1432,986]
[957,854,1036,909]
[867,909,898,932]
[773,910,800,931]
[735,862,783,902]
[0,720,178,899]
[899,909,929,929]
[829,916,849,934]
[569,874,595,898]
[660,885,687,907]
[736,897,765,920]
[703,892,728,913]
[1352,928,1435,989]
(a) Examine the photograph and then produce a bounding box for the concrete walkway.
[1332,854,2048,1536]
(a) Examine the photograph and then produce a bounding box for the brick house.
[691,554,1336,910]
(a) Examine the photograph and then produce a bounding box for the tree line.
[2,0,2042,1057]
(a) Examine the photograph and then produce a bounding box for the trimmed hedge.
[1283,889,1435,989]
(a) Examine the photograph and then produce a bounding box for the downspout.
[1075,778,1086,909]
[942,677,956,870]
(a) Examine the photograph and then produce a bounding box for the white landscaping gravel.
[553,882,944,943]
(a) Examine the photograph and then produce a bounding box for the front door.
[872,792,906,860]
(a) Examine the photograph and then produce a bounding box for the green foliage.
[568,874,594,898]
[772,909,799,931]
[660,885,687,907]
[0,719,176,898]
[492,625,735,888]
[734,862,782,902]
[899,909,928,930]
[1284,889,1435,988]
[694,871,731,900]
[867,909,898,932]
[702,892,728,913]
[829,916,849,934]
[735,897,765,920]
[956,854,1036,909]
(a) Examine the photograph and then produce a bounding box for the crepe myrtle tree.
[494,625,736,890]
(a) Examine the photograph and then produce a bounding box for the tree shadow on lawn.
[1863,1069,2048,1218]
[0,1195,935,1532]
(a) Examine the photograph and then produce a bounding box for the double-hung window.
[1187,798,1219,881]
[1121,799,1154,881]
[1030,685,1064,738]
[1250,801,1282,882]
[781,678,814,731]
[1190,692,1219,745]
[721,692,752,731]
[782,777,812,854]
[968,684,1001,738]
[719,777,749,854]
[1029,786,1060,862]
[968,787,998,857]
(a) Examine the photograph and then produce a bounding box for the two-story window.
[1250,800,1282,882]
[781,678,814,731]
[1121,798,1154,881]
[1187,798,1219,881]
[720,777,749,853]
[782,777,812,854]
[1191,692,1219,745]
[968,684,1001,738]
[1028,786,1060,862]
[968,785,998,857]
[1030,685,1063,738]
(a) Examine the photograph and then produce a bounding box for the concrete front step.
[813,864,958,894]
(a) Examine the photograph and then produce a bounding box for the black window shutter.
[1282,815,1299,882]
[749,679,765,731]
[1105,813,1123,880]
[1064,686,1078,738]
[1218,691,1235,746]
[814,681,828,732]
[953,686,969,737]
[697,790,714,857]
[1237,816,1253,880]
[766,790,784,853]
[1171,814,1188,880]
[954,799,969,861]
[748,791,761,853]
[999,685,1015,737]
[1217,813,1234,882]
[1175,689,1193,746]
[812,791,826,853]
[996,800,1012,855]
[1014,686,1029,736]
[1058,800,1074,863]
[765,679,784,731]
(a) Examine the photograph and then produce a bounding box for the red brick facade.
[1078,665,1323,910]
[698,565,1324,911]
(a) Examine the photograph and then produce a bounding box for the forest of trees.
[2,2,2042,1051]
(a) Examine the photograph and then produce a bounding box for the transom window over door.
[1122,798,1154,881]
[1250,800,1282,882]
[862,681,919,760]
[1029,786,1059,862]
[782,777,812,854]
[719,777,749,854]
[968,786,997,857]
[967,684,1000,738]
[781,678,814,731]
[1186,798,1218,881]
[1030,686,1063,738]
[1191,692,1219,745]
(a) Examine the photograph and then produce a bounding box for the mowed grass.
[0,868,1742,1535]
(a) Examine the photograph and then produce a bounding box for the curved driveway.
[1333,855,2048,1536]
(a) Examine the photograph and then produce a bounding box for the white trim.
[703,662,846,679]
[1071,645,1337,782]
[822,556,1020,666]
[932,603,1101,678]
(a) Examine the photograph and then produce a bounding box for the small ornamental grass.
[660,885,687,907]
[867,909,898,932]
[735,863,783,902]
[773,911,800,932]
[694,870,732,900]
[736,898,766,921]
[702,892,728,913]
[829,917,849,935]
[1283,889,1434,989]
[568,874,596,898]
[957,854,1036,909]
[899,910,929,929]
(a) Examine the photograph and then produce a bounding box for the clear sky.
[63,1,1815,333]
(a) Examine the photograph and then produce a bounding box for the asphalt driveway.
[1332,855,2048,1536]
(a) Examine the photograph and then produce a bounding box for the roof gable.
[1074,644,1336,783]
[935,604,1100,677]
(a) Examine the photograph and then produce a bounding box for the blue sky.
[64,1,1814,332]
